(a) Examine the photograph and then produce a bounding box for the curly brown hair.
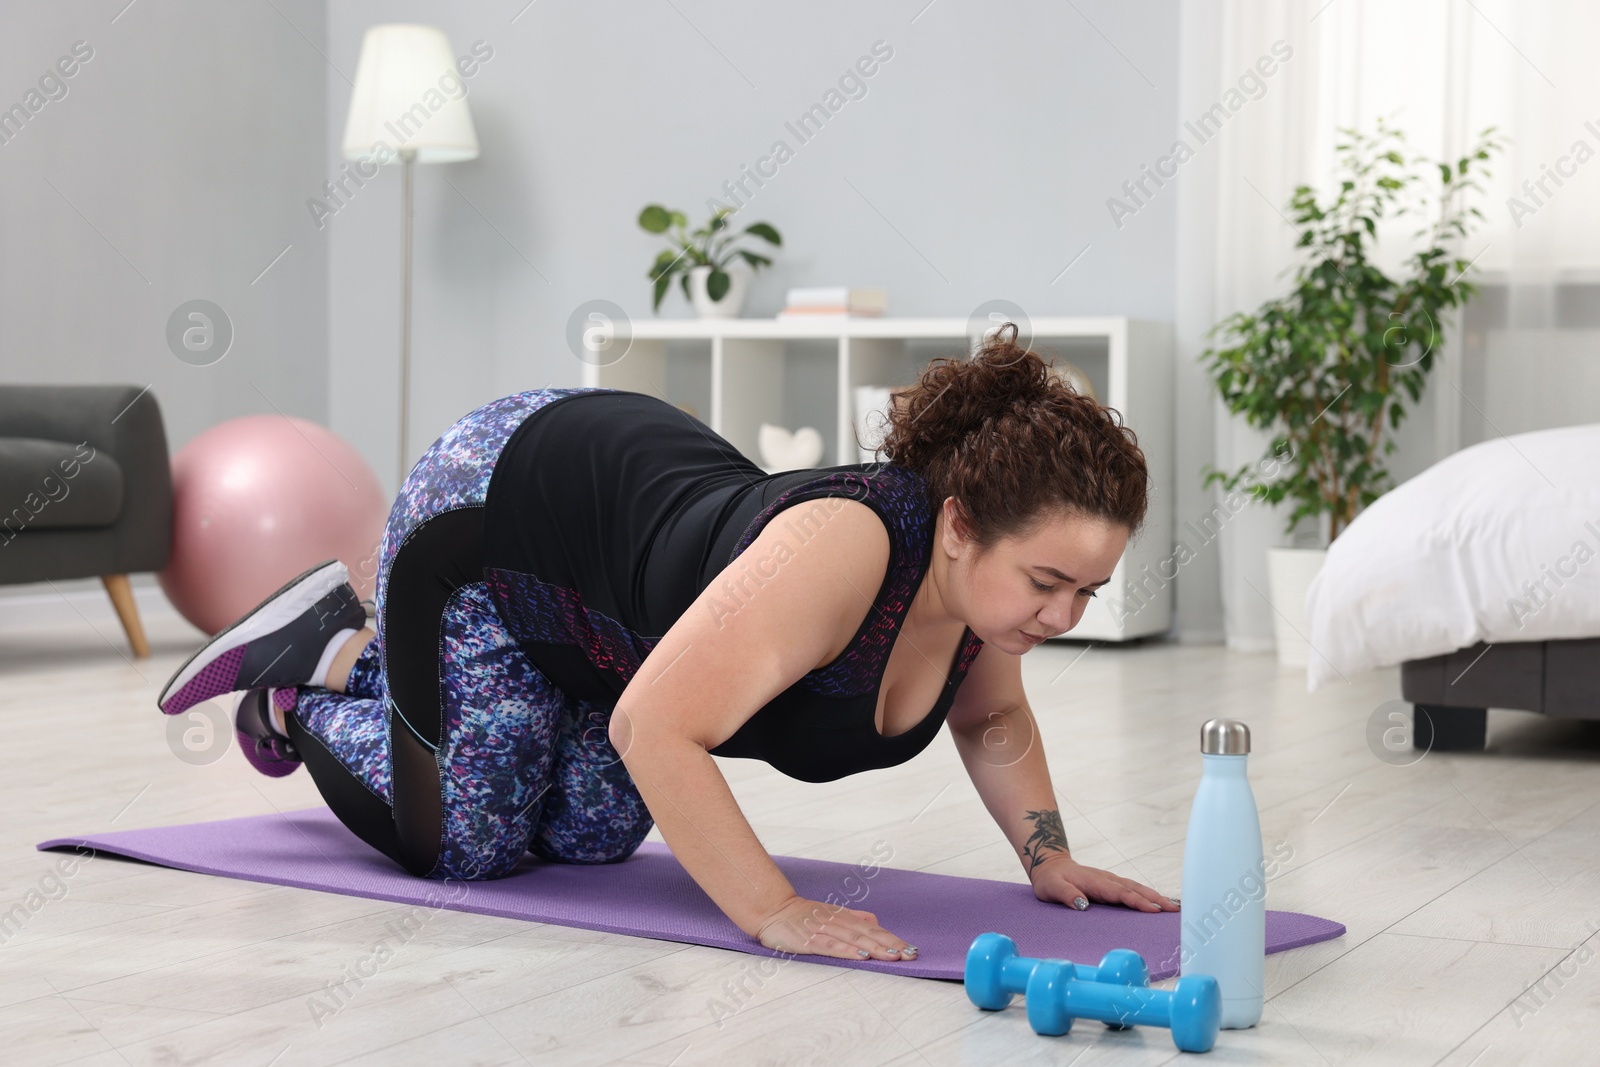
[873,322,1149,553]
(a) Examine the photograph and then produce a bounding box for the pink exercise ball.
[159,414,390,635]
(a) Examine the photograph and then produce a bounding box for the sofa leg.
[101,574,151,659]
[1413,704,1487,752]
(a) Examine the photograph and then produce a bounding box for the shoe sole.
[233,689,302,778]
[159,559,349,714]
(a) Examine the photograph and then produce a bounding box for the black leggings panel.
[286,712,408,866]
[288,505,486,879]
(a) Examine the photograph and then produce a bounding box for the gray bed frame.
[1401,636,1600,750]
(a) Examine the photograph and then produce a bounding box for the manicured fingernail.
[905,946,918,954]
[1169,897,1181,906]
[1073,896,1089,910]
[858,949,869,957]
[886,947,901,954]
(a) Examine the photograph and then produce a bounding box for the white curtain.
[1177,0,1600,652]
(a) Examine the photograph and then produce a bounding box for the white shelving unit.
[581,317,1173,642]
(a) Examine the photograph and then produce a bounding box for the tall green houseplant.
[1201,120,1504,543]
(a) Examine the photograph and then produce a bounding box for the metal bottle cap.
[1201,718,1251,755]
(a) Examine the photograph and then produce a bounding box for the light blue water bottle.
[1180,718,1265,1029]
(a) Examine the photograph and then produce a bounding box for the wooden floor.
[2,607,1598,1067]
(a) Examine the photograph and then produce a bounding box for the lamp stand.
[397,147,416,489]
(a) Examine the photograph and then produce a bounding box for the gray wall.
[0,0,329,452]
[1172,0,1225,644]
[3,1,1201,637]
[324,0,1183,492]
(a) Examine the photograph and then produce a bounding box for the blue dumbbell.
[965,932,1150,1019]
[1025,960,1221,1053]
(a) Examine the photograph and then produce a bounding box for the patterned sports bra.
[704,464,987,782]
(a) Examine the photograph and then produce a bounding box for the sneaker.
[157,558,366,715]
[234,688,302,777]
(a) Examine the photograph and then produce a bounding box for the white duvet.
[1305,422,1600,692]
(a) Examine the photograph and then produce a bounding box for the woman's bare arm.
[612,731,791,933]
[945,641,1180,913]
[611,496,911,954]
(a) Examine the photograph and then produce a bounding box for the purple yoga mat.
[37,806,1343,980]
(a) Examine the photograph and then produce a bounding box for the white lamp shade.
[342,24,479,163]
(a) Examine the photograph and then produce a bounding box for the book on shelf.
[777,286,888,318]
[777,308,885,318]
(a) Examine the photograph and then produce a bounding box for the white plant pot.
[687,265,750,319]
[1266,547,1328,668]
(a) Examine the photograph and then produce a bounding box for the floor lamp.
[341,24,480,489]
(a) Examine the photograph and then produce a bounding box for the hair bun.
[872,321,1148,548]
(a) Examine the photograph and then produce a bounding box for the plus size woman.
[157,324,1180,963]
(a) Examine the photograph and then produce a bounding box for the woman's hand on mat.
[1030,856,1180,913]
[754,895,918,962]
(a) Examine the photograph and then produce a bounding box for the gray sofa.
[0,385,172,657]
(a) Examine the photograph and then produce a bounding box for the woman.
[156,324,1180,964]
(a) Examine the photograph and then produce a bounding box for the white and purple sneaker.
[157,559,366,716]
[234,688,302,777]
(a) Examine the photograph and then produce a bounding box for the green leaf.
[707,269,731,301]
[743,222,782,246]
[639,204,672,233]
[648,248,680,279]
[652,272,671,311]
[738,250,772,269]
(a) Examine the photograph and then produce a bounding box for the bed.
[1304,422,1600,750]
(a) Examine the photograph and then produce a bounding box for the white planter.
[687,265,750,319]
[1266,547,1328,668]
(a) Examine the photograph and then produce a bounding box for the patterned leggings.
[282,388,654,881]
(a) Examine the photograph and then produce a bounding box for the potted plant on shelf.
[1200,119,1502,668]
[638,204,782,319]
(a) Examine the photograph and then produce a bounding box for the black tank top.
[479,388,985,783]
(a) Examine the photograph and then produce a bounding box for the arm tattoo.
[1021,809,1070,873]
